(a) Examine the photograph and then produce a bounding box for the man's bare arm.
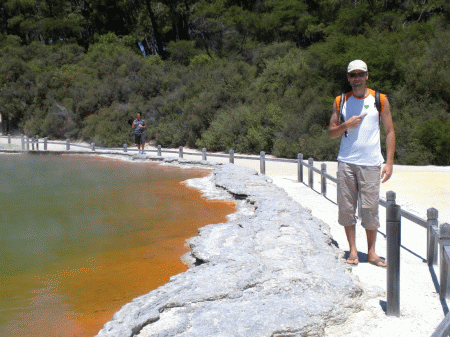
[380,97,396,183]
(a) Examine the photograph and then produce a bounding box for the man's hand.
[329,100,368,139]
[346,113,367,129]
[381,164,393,183]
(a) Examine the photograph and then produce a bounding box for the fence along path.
[2,134,450,335]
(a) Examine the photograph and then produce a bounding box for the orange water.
[0,155,236,336]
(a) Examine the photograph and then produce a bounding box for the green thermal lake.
[0,154,235,336]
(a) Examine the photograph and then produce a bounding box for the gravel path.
[270,175,447,337]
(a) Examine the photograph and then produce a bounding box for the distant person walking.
[132,112,146,154]
[328,60,396,268]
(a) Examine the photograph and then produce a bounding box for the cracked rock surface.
[96,163,363,337]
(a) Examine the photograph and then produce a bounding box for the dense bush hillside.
[1,0,449,165]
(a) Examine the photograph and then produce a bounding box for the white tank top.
[336,90,385,166]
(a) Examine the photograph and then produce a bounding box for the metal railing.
[2,134,449,335]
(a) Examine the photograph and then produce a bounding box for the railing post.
[430,312,450,337]
[157,145,162,156]
[308,158,313,189]
[386,191,396,206]
[31,137,35,151]
[427,208,439,266]
[260,151,265,175]
[66,138,70,151]
[386,196,401,317]
[439,223,450,300]
[321,163,327,196]
[35,135,39,150]
[202,148,207,161]
[123,144,127,152]
[8,133,11,144]
[26,136,29,151]
[44,137,48,151]
[91,142,95,151]
[179,146,183,158]
[229,149,234,164]
[21,134,25,151]
[297,153,303,183]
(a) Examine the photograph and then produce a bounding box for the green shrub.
[82,103,137,147]
[197,103,282,154]
[417,119,450,165]
[190,54,211,67]
[23,99,79,139]
[166,40,200,66]
[152,115,188,148]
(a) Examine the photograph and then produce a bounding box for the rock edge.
[96,156,363,337]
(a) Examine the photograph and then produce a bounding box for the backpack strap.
[338,93,348,137]
[375,91,381,114]
[375,91,381,126]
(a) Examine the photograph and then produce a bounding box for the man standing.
[132,112,146,154]
[328,60,396,268]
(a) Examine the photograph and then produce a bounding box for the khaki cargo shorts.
[337,162,381,230]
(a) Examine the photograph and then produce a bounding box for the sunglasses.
[348,72,367,78]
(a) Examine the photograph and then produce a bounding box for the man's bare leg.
[344,225,359,264]
[366,229,387,267]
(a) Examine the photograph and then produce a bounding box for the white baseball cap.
[347,60,368,73]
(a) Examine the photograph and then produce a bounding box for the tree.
[3,0,86,43]
[144,0,166,58]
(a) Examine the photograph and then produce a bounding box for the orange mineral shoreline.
[2,156,236,337]
[68,173,236,337]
